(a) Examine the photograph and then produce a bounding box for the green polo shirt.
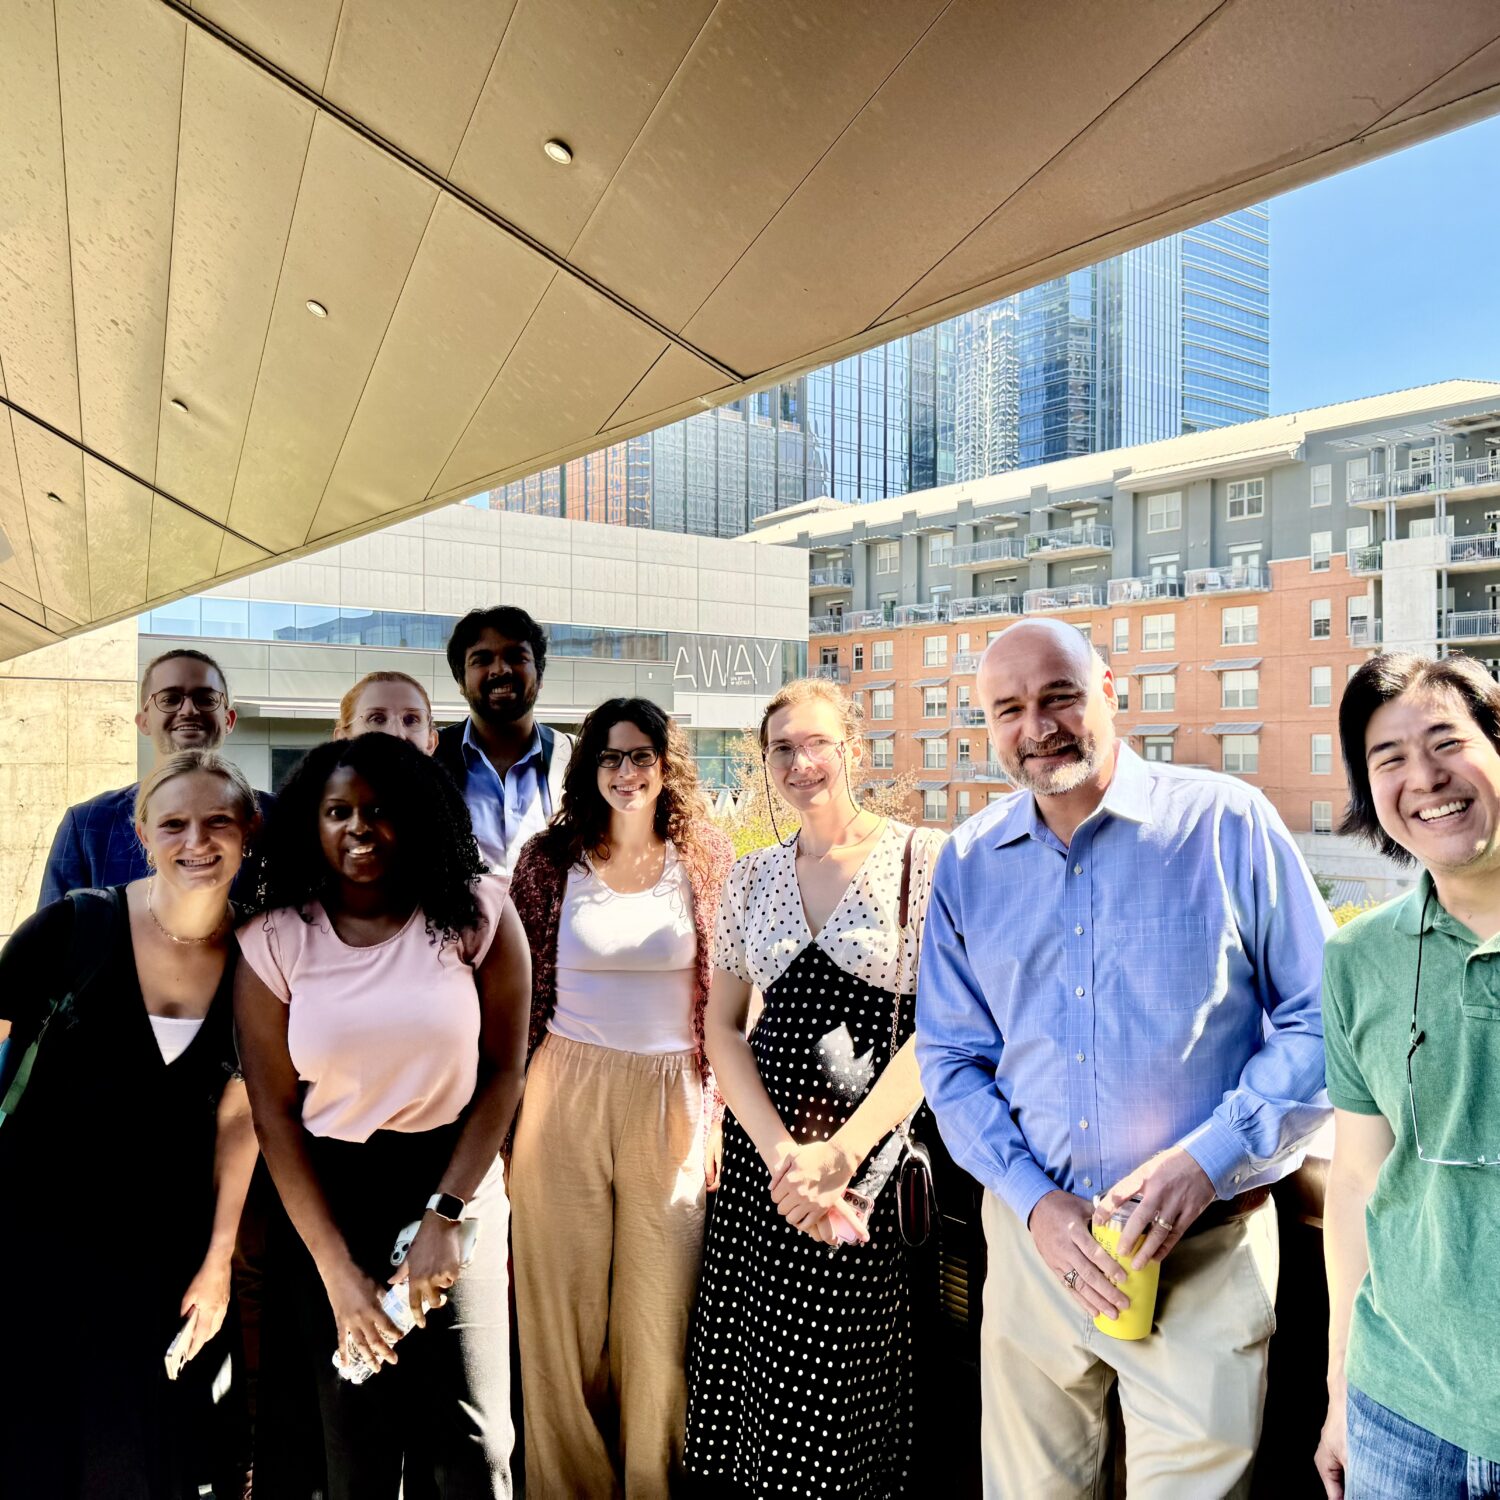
[1323,873,1500,1462]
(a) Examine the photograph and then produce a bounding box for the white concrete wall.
[1381,533,1445,653]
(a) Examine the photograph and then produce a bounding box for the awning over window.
[1129,661,1178,675]
[1126,724,1179,736]
[1206,722,1263,735]
[912,729,949,740]
[861,680,896,691]
[862,730,895,739]
[1206,658,1263,671]
[917,779,950,790]
[912,676,950,687]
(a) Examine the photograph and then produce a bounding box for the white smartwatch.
[426,1192,466,1223]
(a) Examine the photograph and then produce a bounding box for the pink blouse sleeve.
[236,909,293,1003]
[461,873,512,968]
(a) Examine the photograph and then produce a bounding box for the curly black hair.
[243,734,486,940]
[445,606,548,686]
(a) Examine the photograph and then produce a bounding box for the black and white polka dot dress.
[685,822,945,1498]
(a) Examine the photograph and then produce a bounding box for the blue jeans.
[1347,1386,1500,1498]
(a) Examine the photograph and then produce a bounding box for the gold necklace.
[147,877,230,946]
[798,813,884,863]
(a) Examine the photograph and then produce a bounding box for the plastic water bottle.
[334,1284,431,1385]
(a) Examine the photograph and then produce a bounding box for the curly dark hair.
[534,697,711,872]
[445,606,548,686]
[243,734,486,940]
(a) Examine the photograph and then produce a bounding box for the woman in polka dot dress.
[686,678,946,1497]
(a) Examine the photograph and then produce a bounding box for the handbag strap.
[891,830,917,1062]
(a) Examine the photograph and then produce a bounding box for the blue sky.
[1269,112,1500,413]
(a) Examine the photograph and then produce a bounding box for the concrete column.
[1382,534,1445,655]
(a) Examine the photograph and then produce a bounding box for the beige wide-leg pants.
[980,1189,1279,1500]
[511,1033,708,1500]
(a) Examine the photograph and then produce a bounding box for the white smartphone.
[164,1309,197,1381]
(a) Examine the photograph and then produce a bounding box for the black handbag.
[891,831,938,1248]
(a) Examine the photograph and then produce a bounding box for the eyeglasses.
[356,709,429,732]
[596,748,660,771]
[765,736,845,771]
[1407,886,1500,1168]
[148,688,227,714]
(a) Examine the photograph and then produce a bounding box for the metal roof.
[1129,661,1178,676]
[1206,722,1264,735]
[1126,723,1178,736]
[912,675,950,687]
[1206,658,1264,671]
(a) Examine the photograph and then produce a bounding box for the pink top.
[237,874,509,1143]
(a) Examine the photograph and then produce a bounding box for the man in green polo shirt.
[1316,652,1500,1499]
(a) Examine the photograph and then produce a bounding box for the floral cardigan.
[507,824,734,1085]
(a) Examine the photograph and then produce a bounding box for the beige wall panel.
[82,459,152,618]
[146,494,229,601]
[1370,32,1500,130]
[603,346,732,431]
[636,591,697,632]
[13,421,89,622]
[159,33,315,523]
[0,415,41,600]
[194,0,343,91]
[433,276,666,497]
[214,532,273,578]
[887,0,1500,321]
[323,0,518,172]
[571,0,946,331]
[698,566,756,606]
[56,0,185,483]
[682,0,1217,374]
[307,197,553,542]
[226,116,438,554]
[0,0,82,437]
[499,547,568,589]
[449,0,715,255]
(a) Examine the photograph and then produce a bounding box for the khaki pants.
[511,1033,707,1499]
[980,1190,1279,1500]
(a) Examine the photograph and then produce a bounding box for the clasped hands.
[768,1138,866,1246]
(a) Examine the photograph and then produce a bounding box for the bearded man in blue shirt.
[916,619,1333,1498]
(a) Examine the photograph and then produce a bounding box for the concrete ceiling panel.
[214,531,273,578]
[56,0,185,484]
[193,0,344,91]
[146,492,231,601]
[156,30,315,523]
[0,600,59,658]
[448,0,716,256]
[604,345,734,432]
[1371,32,1500,131]
[0,412,41,602]
[12,420,90,624]
[225,114,439,554]
[82,458,153,619]
[322,0,519,173]
[0,0,82,438]
[569,0,949,332]
[307,194,556,542]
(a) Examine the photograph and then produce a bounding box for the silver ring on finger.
[1062,1267,1079,1289]
[1152,1214,1176,1232]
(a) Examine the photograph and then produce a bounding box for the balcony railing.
[1347,543,1383,574]
[810,663,850,684]
[952,652,980,674]
[1107,576,1185,604]
[1024,585,1106,612]
[808,567,853,590]
[1026,524,1114,557]
[1349,618,1383,646]
[808,614,845,635]
[1184,565,1271,595]
[954,757,1007,782]
[949,537,1027,568]
[894,601,949,626]
[1449,534,1500,566]
[950,594,1023,620]
[1444,610,1500,641]
[1350,454,1500,504]
[951,707,987,728]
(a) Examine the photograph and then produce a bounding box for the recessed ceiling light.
[543,139,573,165]
[46,491,63,504]
[169,398,189,414]
[306,299,328,318]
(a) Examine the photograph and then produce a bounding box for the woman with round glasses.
[685,677,945,1497]
[334,670,438,754]
[507,697,731,1496]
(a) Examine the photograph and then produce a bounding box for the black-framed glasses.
[1407,886,1500,1169]
[148,688,227,714]
[596,748,659,771]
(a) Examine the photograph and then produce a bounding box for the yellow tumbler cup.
[1091,1208,1160,1340]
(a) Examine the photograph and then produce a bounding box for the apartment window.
[1312,800,1334,835]
[1311,531,1332,572]
[1222,670,1259,709]
[1222,734,1260,775]
[1348,597,1372,635]
[1149,553,1180,579]
[819,646,840,668]
[1147,491,1182,533]
[1112,617,1129,653]
[923,686,948,719]
[1311,463,1332,508]
[1143,736,1174,764]
[927,532,953,568]
[1222,605,1259,645]
[1311,599,1332,639]
[1227,478,1265,520]
[1312,733,1333,775]
[1115,677,1130,711]
[1142,674,1176,712]
[1348,662,1362,682]
[987,790,1007,805]
[874,541,900,576]
[923,738,948,770]
[956,633,971,652]
[871,689,894,721]
[852,643,865,673]
[955,683,971,710]
[1346,455,1369,499]
[957,737,972,765]
[1410,516,1454,539]
[1310,666,1332,707]
[956,790,971,821]
[871,738,894,770]
[922,788,948,823]
[923,635,947,667]
[1143,613,1176,651]
[879,593,898,619]
[872,639,894,671]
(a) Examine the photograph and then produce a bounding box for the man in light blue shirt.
[916,619,1332,1498]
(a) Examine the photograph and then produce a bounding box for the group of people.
[0,601,1493,1500]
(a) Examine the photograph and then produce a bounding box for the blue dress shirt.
[460,719,552,876]
[915,744,1333,1227]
